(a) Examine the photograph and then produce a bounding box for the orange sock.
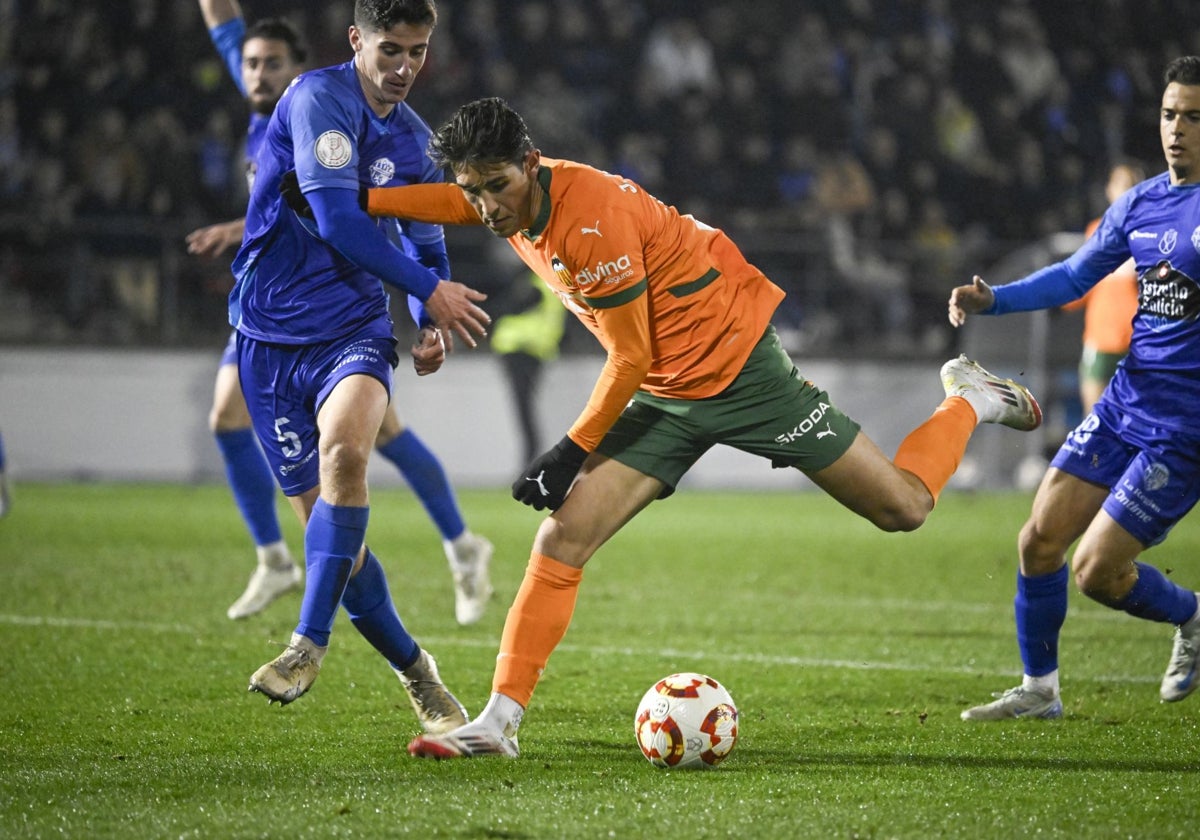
[893,396,977,504]
[493,552,583,708]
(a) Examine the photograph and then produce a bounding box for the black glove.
[512,436,588,511]
[279,170,368,218]
[278,170,313,218]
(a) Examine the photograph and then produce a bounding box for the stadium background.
[1,0,1199,485]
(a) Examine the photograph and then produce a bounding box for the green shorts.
[595,326,860,493]
[1079,345,1124,382]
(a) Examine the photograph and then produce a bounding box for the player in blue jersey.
[949,55,1200,720]
[232,0,489,729]
[190,0,493,626]
[189,2,307,620]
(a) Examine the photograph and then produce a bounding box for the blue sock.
[296,500,368,647]
[1015,565,1069,677]
[214,429,281,546]
[341,548,420,670]
[376,428,465,540]
[1116,562,1198,624]
[0,431,7,470]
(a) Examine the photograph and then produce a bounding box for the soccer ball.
[634,673,739,769]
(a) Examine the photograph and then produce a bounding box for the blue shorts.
[236,329,399,496]
[1050,398,1200,546]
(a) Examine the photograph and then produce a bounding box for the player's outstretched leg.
[408,693,523,759]
[248,632,327,704]
[445,533,494,626]
[1162,599,1200,702]
[940,355,1042,431]
[409,553,581,758]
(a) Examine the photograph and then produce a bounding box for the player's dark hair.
[1164,55,1200,86]
[245,18,307,64]
[428,97,535,172]
[354,0,437,32]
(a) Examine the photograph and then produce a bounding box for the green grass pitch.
[1,483,1198,838]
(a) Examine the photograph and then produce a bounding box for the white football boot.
[227,542,302,620]
[940,355,1042,431]
[444,532,494,626]
[248,632,327,705]
[395,649,470,735]
[408,693,522,759]
[961,685,1062,721]
[1161,599,1200,702]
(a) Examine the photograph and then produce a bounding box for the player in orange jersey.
[1062,162,1145,414]
[283,97,1042,758]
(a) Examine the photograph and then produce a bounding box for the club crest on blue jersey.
[1159,229,1178,255]
[370,158,396,185]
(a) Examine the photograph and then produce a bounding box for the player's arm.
[512,290,651,511]
[308,187,436,299]
[185,217,245,258]
[305,187,489,346]
[950,224,1131,326]
[280,176,472,333]
[952,187,1141,326]
[949,263,1098,327]
[367,183,483,226]
[568,296,652,451]
[280,176,481,226]
[198,0,240,29]
[564,200,655,449]
[199,0,246,92]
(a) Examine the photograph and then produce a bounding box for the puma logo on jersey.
[581,220,603,237]
[526,470,550,497]
[816,423,836,439]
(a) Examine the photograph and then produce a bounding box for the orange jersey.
[1062,217,1137,353]
[370,158,784,449]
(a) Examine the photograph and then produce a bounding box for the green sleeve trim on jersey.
[583,277,647,309]
[667,267,720,298]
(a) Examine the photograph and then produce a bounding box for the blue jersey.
[991,174,1200,433]
[207,17,268,188]
[229,61,448,344]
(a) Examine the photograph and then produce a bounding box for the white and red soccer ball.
[634,673,739,769]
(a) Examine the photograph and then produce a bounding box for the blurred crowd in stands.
[2,0,1198,353]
